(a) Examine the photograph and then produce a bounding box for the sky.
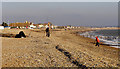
[1,0,120,2]
[1,2,118,26]
[0,2,1,24]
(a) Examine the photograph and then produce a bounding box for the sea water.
[80,29,120,48]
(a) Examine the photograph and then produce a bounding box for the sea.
[80,29,120,48]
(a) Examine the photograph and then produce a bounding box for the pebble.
[36,59,41,62]
[36,52,42,56]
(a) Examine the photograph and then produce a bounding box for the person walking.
[95,36,100,47]
[46,27,50,37]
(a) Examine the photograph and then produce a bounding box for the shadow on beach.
[0,33,16,38]
[0,33,28,38]
[55,45,87,68]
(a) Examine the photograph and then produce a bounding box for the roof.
[9,23,30,27]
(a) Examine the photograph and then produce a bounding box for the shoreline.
[71,28,119,49]
[71,31,118,50]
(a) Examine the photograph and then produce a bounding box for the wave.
[80,30,120,48]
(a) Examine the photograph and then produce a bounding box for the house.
[38,24,44,28]
[37,22,53,28]
[9,22,30,28]
[29,23,36,29]
[67,25,72,28]
[38,23,49,28]
[0,26,4,29]
[9,21,37,29]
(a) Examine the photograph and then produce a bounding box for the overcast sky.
[1,2,118,26]
[1,0,120,2]
[0,1,1,23]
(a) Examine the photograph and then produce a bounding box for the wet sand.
[1,28,119,68]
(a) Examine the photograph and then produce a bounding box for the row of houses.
[0,21,82,29]
[8,21,55,29]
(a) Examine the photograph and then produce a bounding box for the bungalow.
[9,22,30,28]
[38,24,44,28]
[9,21,37,29]
[0,26,4,29]
[67,25,72,29]
[37,22,53,28]
[29,23,36,29]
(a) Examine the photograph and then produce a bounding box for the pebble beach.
[1,28,119,68]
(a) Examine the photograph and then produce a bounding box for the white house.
[29,23,36,29]
[29,25,36,28]
[0,26,4,29]
[67,26,72,29]
[38,25,44,28]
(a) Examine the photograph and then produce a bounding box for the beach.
[1,28,119,68]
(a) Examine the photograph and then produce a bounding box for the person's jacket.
[96,37,100,42]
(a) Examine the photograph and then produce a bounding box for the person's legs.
[47,32,49,37]
[46,32,50,37]
[96,42,99,47]
[98,42,99,47]
[46,32,48,36]
[95,42,98,46]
